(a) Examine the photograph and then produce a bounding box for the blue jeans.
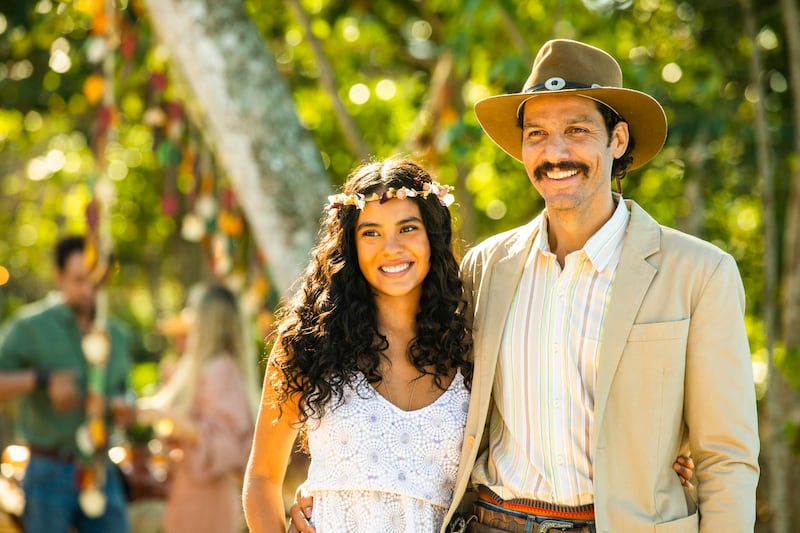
[22,456,130,533]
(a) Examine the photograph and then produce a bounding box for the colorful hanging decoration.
[76,326,111,517]
[83,0,280,349]
[76,0,122,518]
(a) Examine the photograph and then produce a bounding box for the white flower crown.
[325,180,455,211]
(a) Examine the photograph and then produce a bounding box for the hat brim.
[474,87,667,170]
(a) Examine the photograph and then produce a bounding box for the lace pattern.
[305,371,470,532]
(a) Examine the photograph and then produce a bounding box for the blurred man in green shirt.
[0,235,133,533]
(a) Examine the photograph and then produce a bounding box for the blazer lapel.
[446,218,540,522]
[474,218,540,406]
[593,200,661,445]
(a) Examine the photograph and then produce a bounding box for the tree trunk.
[141,0,332,297]
[780,0,800,357]
[677,127,709,237]
[740,0,786,530]
[778,0,800,526]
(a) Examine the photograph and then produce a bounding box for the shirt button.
[557,455,565,465]
[464,435,476,448]
[553,400,560,408]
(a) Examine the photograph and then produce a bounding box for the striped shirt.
[472,199,629,505]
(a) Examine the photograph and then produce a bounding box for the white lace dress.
[304,371,470,532]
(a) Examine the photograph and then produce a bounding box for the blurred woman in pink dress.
[139,284,259,533]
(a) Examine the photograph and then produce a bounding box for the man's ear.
[611,121,630,159]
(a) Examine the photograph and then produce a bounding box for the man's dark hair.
[54,235,85,270]
[595,102,635,182]
[515,100,636,184]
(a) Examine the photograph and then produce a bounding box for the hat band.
[516,79,622,122]
[526,77,602,92]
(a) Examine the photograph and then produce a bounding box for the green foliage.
[3,0,798,520]
[130,360,161,397]
[1,0,797,390]
[261,0,792,403]
[125,421,155,445]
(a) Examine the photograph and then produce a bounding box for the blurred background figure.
[119,284,210,533]
[154,283,207,387]
[0,235,135,533]
[137,283,258,533]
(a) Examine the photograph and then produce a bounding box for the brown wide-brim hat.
[475,39,667,170]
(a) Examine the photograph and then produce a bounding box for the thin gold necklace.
[382,374,422,411]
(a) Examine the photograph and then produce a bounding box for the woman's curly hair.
[268,158,472,424]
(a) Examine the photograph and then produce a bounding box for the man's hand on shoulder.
[288,483,316,533]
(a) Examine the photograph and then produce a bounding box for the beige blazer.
[442,199,759,533]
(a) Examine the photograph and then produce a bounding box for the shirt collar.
[533,198,630,272]
[584,198,629,272]
[52,302,76,322]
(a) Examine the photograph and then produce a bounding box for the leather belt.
[477,486,595,521]
[27,445,78,463]
[473,486,595,533]
[472,505,594,533]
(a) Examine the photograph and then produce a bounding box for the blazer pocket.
[654,511,699,532]
[627,318,690,342]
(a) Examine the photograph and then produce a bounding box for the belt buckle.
[538,519,575,532]
[448,515,477,533]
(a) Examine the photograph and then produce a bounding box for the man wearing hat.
[444,39,759,532]
[285,39,759,533]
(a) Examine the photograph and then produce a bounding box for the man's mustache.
[533,161,589,181]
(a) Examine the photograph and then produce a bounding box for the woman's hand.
[136,404,199,445]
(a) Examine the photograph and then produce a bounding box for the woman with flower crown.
[242,157,473,532]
